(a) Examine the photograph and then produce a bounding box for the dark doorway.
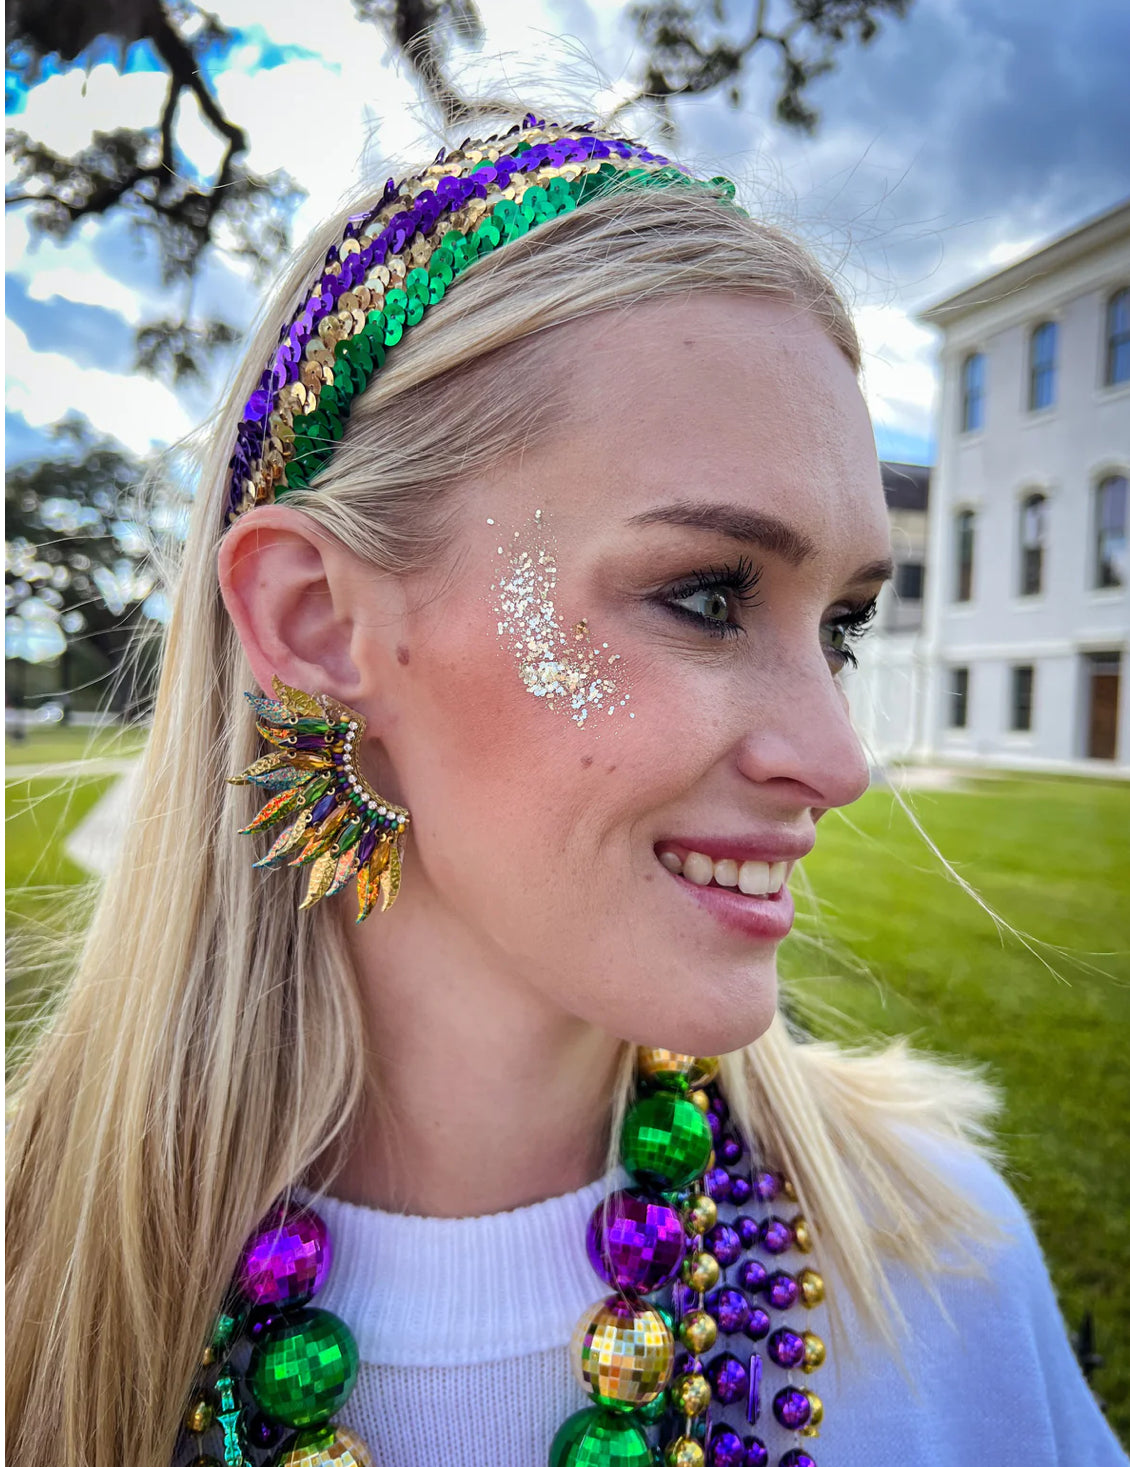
[1086,653,1121,760]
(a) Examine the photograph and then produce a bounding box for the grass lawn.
[5,723,149,767]
[781,772,1130,1439]
[6,753,1128,1437]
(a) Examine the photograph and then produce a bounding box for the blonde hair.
[7,128,1000,1467]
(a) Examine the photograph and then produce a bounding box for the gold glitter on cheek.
[491,515,631,729]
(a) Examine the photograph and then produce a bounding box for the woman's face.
[352,292,892,1055]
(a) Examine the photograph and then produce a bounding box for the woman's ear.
[217,507,366,701]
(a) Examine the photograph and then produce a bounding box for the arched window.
[1094,474,1127,588]
[1019,492,1047,596]
[1106,289,1130,386]
[954,509,975,602]
[961,352,985,432]
[1028,321,1057,410]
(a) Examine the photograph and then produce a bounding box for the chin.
[612,964,779,1058]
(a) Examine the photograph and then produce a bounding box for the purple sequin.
[765,1271,800,1310]
[743,1307,771,1341]
[357,830,378,867]
[760,1217,794,1255]
[708,1429,744,1467]
[237,1203,331,1308]
[706,1286,749,1335]
[746,1353,762,1425]
[767,1328,806,1370]
[585,1190,685,1293]
[707,1352,749,1406]
[737,1258,768,1293]
[705,1223,741,1268]
[773,1386,812,1430]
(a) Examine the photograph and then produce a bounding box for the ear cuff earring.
[229,676,409,922]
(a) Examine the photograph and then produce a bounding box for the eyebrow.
[627,500,894,583]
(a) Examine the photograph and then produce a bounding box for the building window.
[1094,474,1127,588]
[954,509,975,602]
[895,561,924,601]
[948,667,969,729]
[961,352,985,432]
[1028,321,1057,410]
[1010,665,1034,732]
[1106,288,1130,386]
[1019,492,1047,596]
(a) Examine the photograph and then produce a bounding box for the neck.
[325,902,628,1218]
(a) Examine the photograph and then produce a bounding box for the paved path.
[61,760,141,878]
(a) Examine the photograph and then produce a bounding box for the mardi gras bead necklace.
[181,1050,827,1467]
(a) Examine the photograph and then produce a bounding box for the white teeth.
[659,850,684,874]
[737,860,770,896]
[713,858,739,887]
[768,861,786,894]
[682,851,715,886]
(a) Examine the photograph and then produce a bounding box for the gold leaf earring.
[229,676,409,922]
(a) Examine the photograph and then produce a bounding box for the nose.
[733,656,870,812]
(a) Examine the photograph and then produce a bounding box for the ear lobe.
[217,507,362,700]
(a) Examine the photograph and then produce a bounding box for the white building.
[911,199,1130,772]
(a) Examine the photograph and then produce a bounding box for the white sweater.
[307,1140,1128,1467]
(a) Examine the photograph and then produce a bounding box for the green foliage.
[782,773,1130,1436]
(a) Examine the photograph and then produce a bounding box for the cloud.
[6,320,193,455]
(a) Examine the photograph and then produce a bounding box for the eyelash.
[659,561,880,669]
[660,557,763,638]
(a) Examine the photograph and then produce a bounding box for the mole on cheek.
[581,755,594,768]
[396,645,410,666]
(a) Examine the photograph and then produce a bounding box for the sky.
[6,0,1130,473]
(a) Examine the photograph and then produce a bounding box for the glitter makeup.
[492,516,631,727]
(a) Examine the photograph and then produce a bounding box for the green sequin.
[548,1407,653,1467]
[620,1092,712,1191]
[248,1308,358,1430]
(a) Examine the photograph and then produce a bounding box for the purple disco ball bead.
[754,1172,780,1202]
[729,1175,753,1206]
[765,1271,800,1310]
[710,1094,729,1121]
[772,1386,812,1430]
[237,1203,331,1308]
[759,1217,794,1255]
[744,1306,771,1341]
[704,1167,733,1202]
[709,1428,745,1467]
[734,1216,760,1250]
[743,1439,769,1467]
[768,1327,806,1370]
[585,1189,686,1293]
[706,1351,748,1406]
[779,1454,817,1467]
[736,1258,768,1293]
[707,1110,722,1140]
[672,1282,698,1316]
[704,1223,742,1268]
[705,1286,749,1335]
[720,1136,743,1165]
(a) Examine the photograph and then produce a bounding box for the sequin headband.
[225,115,737,522]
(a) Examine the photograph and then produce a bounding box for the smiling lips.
[659,848,787,896]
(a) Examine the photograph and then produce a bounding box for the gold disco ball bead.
[664,1436,705,1467]
[184,1398,214,1435]
[797,1268,826,1309]
[670,1372,712,1417]
[571,1297,674,1409]
[682,1195,718,1236]
[636,1051,720,1093]
[690,1090,711,1113]
[799,1390,824,1437]
[681,1251,720,1293]
[802,1331,826,1372]
[278,1426,374,1467]
[792,1215,813,1253]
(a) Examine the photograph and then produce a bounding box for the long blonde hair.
[7,124,999,1467]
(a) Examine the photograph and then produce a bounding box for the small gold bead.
[802,1330,826,1372]
[690,1090,711,1113]
[782,1177,797,1200]
[664,1437,705,1467]
[184,1397,214,1434]
[792,1214,813,1253]
[681,1251,720,1293]
[678,1309,718,1356]
[799,1389,824,1436]
[670,1372,712,1417]
[797,1268,826,1308]
[199,1345,215,1367]
[683,1195,718,1236]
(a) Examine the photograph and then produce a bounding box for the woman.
[6,114,1125,1467]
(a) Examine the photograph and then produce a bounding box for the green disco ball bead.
[635,1387,669,1424]
[248,1307,359,1429]
[549,1407,653,1467]
[620,1093,712,1191]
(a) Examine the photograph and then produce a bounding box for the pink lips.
[653,834,813,944]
